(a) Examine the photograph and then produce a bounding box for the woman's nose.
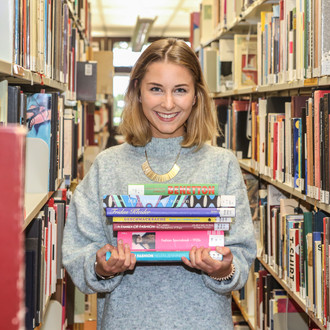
[161,93,175,110]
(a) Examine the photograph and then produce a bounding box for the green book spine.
[127,183,219,195]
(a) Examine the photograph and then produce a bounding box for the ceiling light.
[131,16,157,52]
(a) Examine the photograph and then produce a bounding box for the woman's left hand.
[182,246,233,278]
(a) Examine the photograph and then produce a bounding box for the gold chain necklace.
[141,148,181,182]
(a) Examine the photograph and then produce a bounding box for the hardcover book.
[113,222,230,232]
[117,230,224,251]
[106,250,223,262]
[105,207,236,218]
[112,216,234,223]
[103,194,235,208]
[127,183,218,195]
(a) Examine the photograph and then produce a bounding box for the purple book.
[105,207,235,218]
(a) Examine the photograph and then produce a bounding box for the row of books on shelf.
[218,92,330,204]
[194,0,330,94]
[103,184,236,262]
[0,0,91,100]
[24,194,67,329]
[0,85,93,195]
[191,0,259,48]
[237,260,320,330]
[256,182,330,327]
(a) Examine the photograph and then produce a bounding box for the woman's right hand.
[95,240,136,277]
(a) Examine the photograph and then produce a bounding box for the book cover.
[113,222,230,232]
[117,230,224,251]
[112,216,234,223]
[127,184,218,195]
[103,194,235,208]
[0,126,26,329]
[234,34,258,89]
[273,297,309,330]
[105,207,235,218]
[26,93,57,191]
[232,100,250,159]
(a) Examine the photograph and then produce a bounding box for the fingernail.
[125,243,129,248]
[118,239,123,244]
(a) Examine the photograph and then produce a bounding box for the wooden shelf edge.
[258,257,326,330]
[23,179,64,230]
[232,293,255,329]
[211,76,330,98]
[238,159,330,214]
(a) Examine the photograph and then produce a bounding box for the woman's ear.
[193,96,196,105]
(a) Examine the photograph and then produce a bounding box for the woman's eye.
[150,87,162,92]
[176,88,187,93]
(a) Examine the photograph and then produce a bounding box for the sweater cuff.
[84,253,122,293]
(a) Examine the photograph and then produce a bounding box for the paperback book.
[112,216,234,223]
[105,207,236,218]
[116,230,224,251]
[127,183,218,195]
[105,250,223,262]
[103,194,236,208]
[113,222,230,231]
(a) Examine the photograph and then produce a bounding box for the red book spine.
[0,126,26,329]
[113,222,229,232]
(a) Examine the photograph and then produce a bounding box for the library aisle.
[2,0,330,329]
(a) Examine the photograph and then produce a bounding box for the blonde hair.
[118,38,219,149]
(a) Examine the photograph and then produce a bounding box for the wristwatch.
[94,261,117,280]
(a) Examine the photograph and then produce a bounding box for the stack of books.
[102,183,236,262]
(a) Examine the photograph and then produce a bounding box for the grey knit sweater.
[62,137,257,330]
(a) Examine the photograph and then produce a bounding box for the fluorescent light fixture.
[131,16,157,52]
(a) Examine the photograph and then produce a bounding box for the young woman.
[62,38,257,329]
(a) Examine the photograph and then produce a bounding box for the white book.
[0,0,14,64]
[320,0,330,75]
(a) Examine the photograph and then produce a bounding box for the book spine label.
[127,184,219,195]
[112,217,234,223]
[117,230,225,251]
[103,194,236,208]
[106,207,235,217]
[113,222,230,231]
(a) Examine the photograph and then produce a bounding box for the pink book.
[117,230,224,251]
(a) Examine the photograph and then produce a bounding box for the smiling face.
[139,61,196,139]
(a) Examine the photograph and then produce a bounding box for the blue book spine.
[105,251,223,262]
[14,0,20,65]
[105,207,235,218]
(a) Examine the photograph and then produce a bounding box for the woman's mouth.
[156,111,179,120]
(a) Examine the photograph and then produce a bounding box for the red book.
[0,126,26,329]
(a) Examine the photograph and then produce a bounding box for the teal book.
[105,250,223,262]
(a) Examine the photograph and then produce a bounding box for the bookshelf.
[232,292,256,329]
[239,159,330,214]
[192,0,330,329]
[0,0,94,328]
[258,257,326,330]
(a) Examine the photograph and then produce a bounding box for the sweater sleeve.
[62,157,123,294]
[202,151,257,294]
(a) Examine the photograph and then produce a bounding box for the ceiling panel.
[90,0,201,38]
